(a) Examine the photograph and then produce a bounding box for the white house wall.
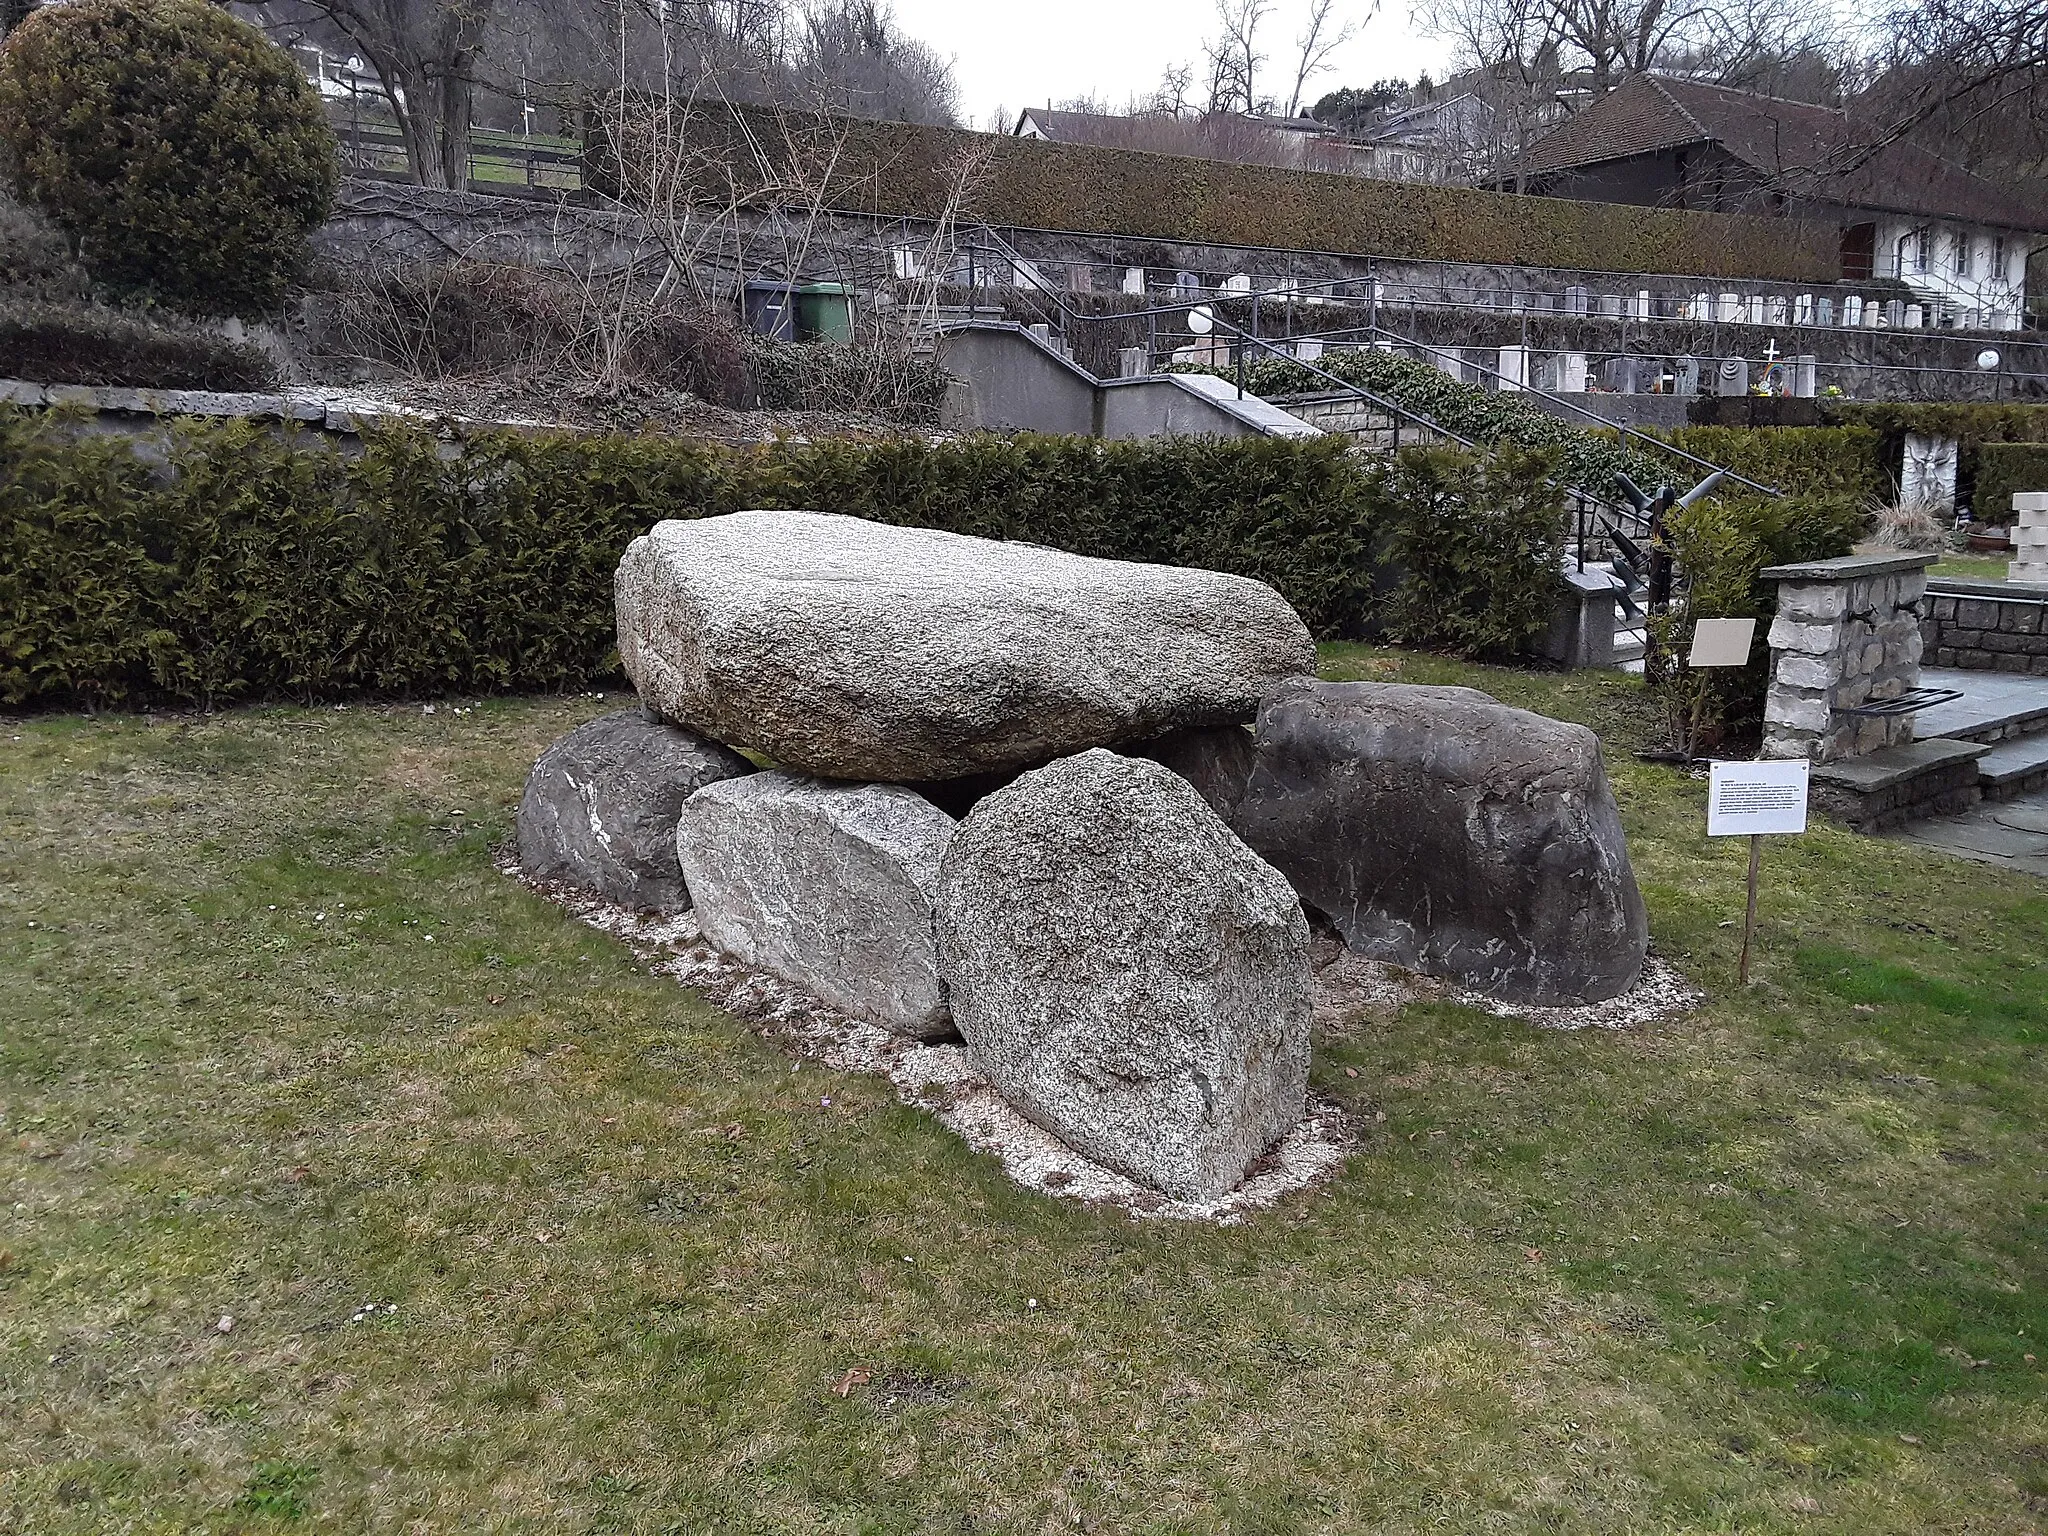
[1876,216,2034,331]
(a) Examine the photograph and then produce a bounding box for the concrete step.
[1810,737,1989,832]
[1974,735,2048,801]
[1913,667,2048,745]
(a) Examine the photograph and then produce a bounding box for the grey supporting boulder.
[936,750,1311,1201]
[517,710,754,911]
[676,773,957,1039]
[614,510,1316,782]
[1234,679,1648,1005]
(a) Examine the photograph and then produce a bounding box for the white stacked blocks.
[2008,492,2048,586]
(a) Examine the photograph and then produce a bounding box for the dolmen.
[520,510,1652,1201]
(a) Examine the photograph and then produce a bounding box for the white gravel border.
[508,864,1697,1221]
[508,864,1357,1224]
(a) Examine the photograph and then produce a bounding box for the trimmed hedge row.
[599,103,1842,283]
[2,412,1576,709]
[1975,444,2048,522]
[1824,403,2048,517]
[1655,425,1887,504]
[0,296,279,389]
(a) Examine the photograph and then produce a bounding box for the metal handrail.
[954,223,1780,499]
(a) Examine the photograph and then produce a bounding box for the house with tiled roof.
[1508,74,2047,330]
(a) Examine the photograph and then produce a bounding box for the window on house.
[1950,232,1968,274]
[1994,235,2009,283]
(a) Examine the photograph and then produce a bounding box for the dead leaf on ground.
[833,1366,871,1398]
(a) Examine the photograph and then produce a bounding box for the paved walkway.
[1887,668,2048,875]
[1891,786,2048,876]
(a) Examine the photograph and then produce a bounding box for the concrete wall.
[935,324,1317,440]
[934,325,1098,435]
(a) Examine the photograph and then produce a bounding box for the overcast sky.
[885,1,1455,131]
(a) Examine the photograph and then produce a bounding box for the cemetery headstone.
[1673,356,1700,396]
[1716,356,1749,396]
[1566,284,1590,315]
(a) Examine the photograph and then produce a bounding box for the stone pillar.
[1118,346,1151,378]
[1761,553,1937,762]
[1793,355,1818,398]
[2009,492,2048,584]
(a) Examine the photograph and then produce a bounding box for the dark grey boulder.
[1124,723,1258,822]
[1234,679,1648,1005]
[517,711,753,911]
[936,750,1311,1201]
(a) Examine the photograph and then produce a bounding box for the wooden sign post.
[1707,759,1810,984]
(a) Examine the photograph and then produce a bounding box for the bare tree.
[1851,0,2048,180]
[1285,0,1371,116]
[1205,0,1274,113]
[266,0,499,188]
[795,0,959,124]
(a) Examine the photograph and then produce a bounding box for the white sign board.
[1689,617,1757,668]
[1708,760,1809,837]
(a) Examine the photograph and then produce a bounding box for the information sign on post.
[1708,760,1809,982]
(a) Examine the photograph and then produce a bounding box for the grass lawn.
[1928,554,2013,584]
[4,647,2045,1533]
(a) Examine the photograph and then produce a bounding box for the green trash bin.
[792,282,854,343]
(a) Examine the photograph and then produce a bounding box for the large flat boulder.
[676,773,956,1038]
[1234,680,1648,1005]
[517,710,753,911]
[935,749,1311,1201]
[615,510,1316,782]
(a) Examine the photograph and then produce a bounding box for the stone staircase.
[1913,668,2048,802]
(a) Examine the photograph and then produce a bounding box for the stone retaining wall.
[1922,581,2048,675]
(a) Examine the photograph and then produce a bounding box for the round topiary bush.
[0,0,337,315]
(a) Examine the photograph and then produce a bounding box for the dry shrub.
[1870,499,1951,552]
[749,322,946,422]
[328,258,755,407]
